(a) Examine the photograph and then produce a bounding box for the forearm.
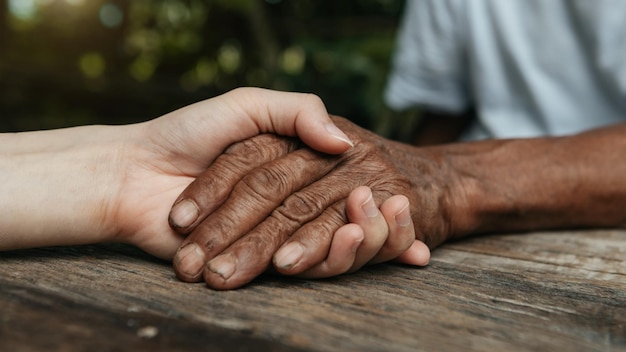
[0,126,125,251]
[443,123,626,237]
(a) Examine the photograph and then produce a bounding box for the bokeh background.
[0,0,418,138]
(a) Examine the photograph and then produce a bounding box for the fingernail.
[395,204,411,227]
[207,254,236,281]
[170,199,199,228]
[274,242,304,269]
[325,123,354,147]
[361,192,379,218]
[176,243,205,277]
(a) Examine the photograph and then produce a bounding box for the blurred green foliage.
[0,0,411,135]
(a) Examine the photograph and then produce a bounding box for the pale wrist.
[0,125,129,250]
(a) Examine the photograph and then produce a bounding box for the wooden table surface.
[1,230,625,352]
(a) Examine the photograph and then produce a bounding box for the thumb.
[220,87,353,154]
[147,87,353,172]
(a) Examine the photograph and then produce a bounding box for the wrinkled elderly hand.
[173,113,626,290]
[171,117,461,289]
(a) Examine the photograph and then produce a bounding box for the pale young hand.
[103,88,355,259]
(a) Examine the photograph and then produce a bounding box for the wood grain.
[1,230,625,351]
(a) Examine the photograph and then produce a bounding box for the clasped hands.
[169,119,436,289]
[8,87,617,290]
[108,88,455,290]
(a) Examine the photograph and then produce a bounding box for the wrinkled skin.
[171,117,463,290]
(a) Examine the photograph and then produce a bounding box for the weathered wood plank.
[1,283,305,352]
[1,230,625,351]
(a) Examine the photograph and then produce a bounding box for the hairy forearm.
[0,126,125,250]
[442,123,626,237]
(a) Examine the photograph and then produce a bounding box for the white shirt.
[385,0,626,140]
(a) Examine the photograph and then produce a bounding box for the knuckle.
[305,93,325,109]
[313,206,347,235]
[235,149,326,203]
[224,134,294,162]
[194,208,259,257]
[327,208,348,231]
[372,177,412,195]
[274,191,328,225]
[230,86,249,96]
[239,164,291,201]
